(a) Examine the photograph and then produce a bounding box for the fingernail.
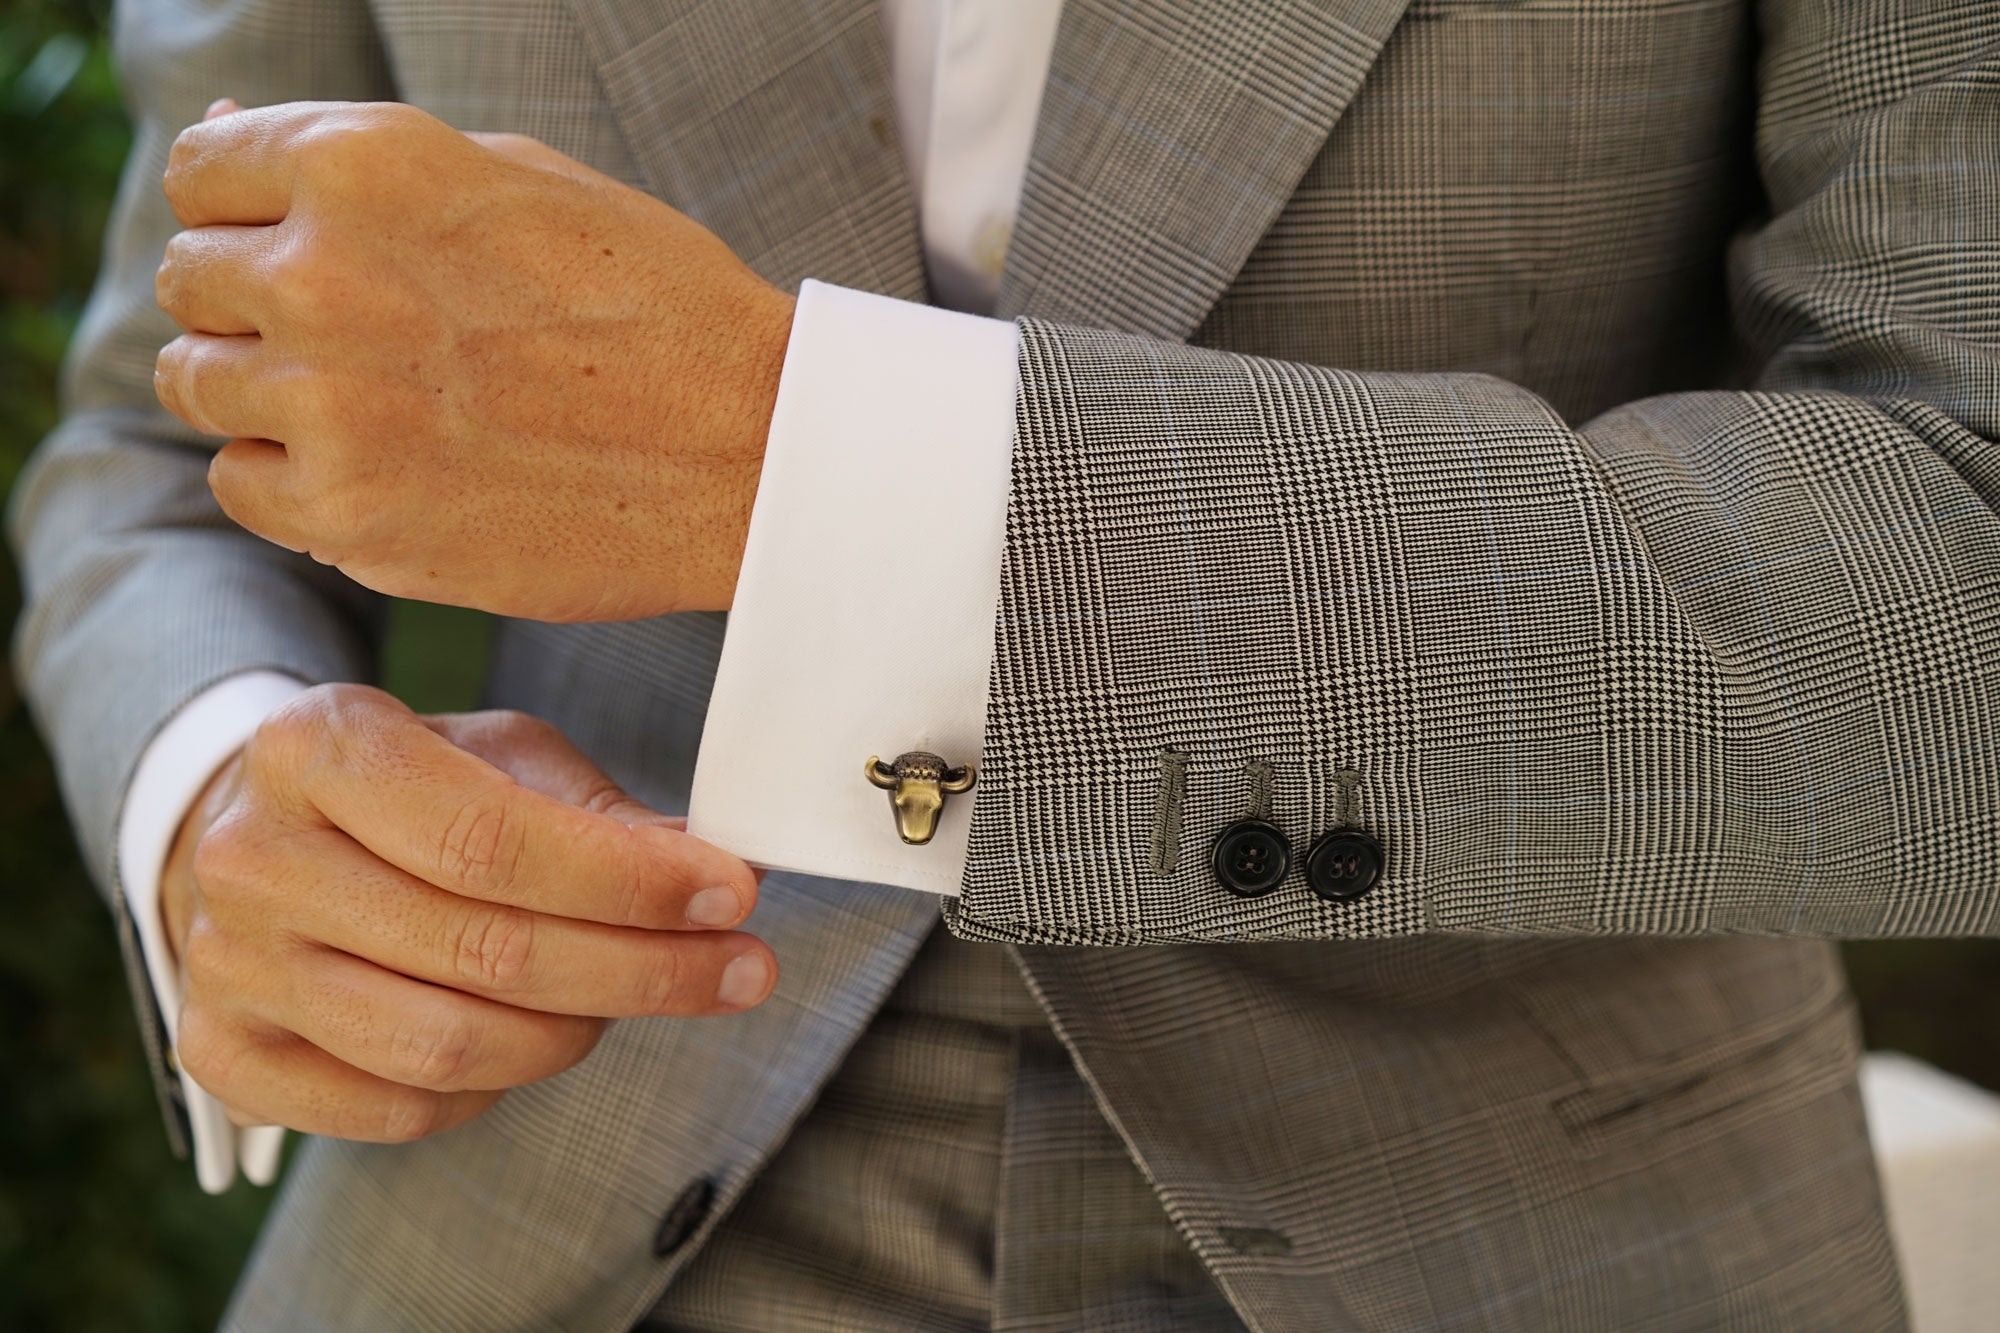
[686,887,741,928]
[716,953,770,1008]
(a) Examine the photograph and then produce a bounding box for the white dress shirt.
[123,0,1055,1191]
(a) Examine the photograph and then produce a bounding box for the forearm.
[932,0,1999,946]
[947,328,1995,945]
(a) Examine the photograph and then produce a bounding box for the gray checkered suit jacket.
[13,0,1995,1326]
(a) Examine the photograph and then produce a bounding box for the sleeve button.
[1304,830,1384,902]
[652,1177,716,1258]
[1211,820,1292,897]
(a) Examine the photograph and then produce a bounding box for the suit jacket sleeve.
[946,2,2000,946]
[5,0,395,1152]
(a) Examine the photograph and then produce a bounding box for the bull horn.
[940,764,976,794]
[865,756,899,789]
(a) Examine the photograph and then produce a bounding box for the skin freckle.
[583,365,597,377]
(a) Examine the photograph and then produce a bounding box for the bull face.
[865,751,976,845]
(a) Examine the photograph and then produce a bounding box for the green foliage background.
[0,3,1992,1329]
[1,4,489,1327]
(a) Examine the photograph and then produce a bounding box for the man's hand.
[160,685,774,1143]
[152,100,795,622]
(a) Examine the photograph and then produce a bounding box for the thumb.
[203,98,241,122]
[423,711,676,829]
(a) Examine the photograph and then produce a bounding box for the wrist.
[686,283,795,612]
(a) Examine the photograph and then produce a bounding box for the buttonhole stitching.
[1245,758,1276,823]
[1151,750,1189,875]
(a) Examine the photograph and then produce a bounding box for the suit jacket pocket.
[1546,987,1863,1157]
[1504,937,1863,1156]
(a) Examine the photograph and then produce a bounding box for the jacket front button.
[652,1177,716,1258]
[1305,830,1384,902]
[1211,819,1292,897]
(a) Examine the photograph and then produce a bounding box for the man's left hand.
[153,100,794,622]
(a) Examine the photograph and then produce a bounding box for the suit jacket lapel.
[566,0,928,300]
[996,0,1416,339]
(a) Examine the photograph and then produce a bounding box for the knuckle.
[552,1017,607,1074]
[492,709,556,742]
[294,117,363,176]
[316,475,393,549]
[174,1004,238,1091]
[162,130,204,210]
[153,341,191,417]
[267,239,335,320]
[315,680,395,718]
[155,239,188,312]
[177,919,231,989]
[250,690,334,771]
[191,817,257,899]
[297,105,423,179]
[573,777,629,819]
[266,248,315,311]
[376,1086,446,1144]
[387,1012,478,1090]
[592,829,653,928]
[635,942,690,1014]
[437,796,525,896]
[451,905,536,992]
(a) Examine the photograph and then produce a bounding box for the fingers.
[258,691,758,930]
[157,225,277,335]
[155,333,293,440]
[164,101,322,226]
[424,711,675,827]
[164,100,438,227]
[177,1005,502,1143]
[249,825,775,1017]
[426,713,770,900]
[269,947,605,1091]
[208,436,310,551]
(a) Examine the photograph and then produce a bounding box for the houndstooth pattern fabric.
[11,0,1989,1326]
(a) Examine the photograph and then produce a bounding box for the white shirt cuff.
[118,669,307,1193]
[688,280,1019,894]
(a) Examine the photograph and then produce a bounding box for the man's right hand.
[158,684,773,1143]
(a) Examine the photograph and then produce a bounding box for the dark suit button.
[1305,830,1383,902]
[652,1177,715,1258]
[1211,820,1291,897]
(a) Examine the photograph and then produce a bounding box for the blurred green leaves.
[1,0,128,481]
[0,5,274,1331]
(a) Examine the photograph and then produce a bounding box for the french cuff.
[118,669,306,1193]
[688,280,1018,894]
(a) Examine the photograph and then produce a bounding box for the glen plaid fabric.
[638,927,1243,1331]
[13,0,1993,1326]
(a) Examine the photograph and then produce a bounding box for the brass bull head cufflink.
[865,751,976,845]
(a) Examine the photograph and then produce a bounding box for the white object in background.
[1860,1051,2000,1332]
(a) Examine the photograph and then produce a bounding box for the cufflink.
[864,751,975,845]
